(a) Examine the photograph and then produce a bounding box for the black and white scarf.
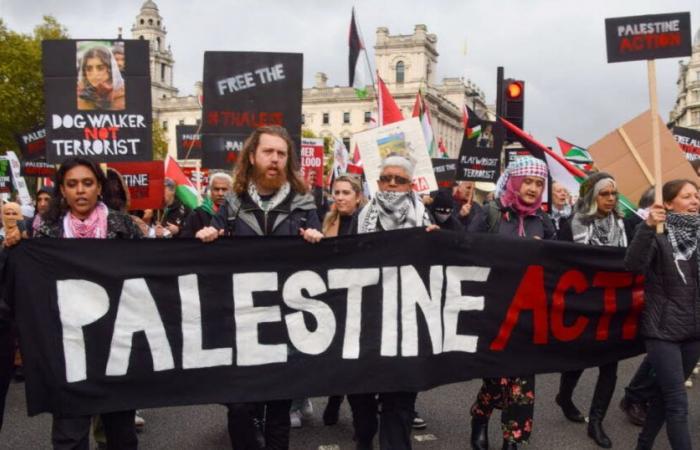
[358,191,431,233]
[247,182,291,213]
[571,212,627,247]
[666,213,700,284]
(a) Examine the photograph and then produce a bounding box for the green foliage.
[152,120,169,160]
[0,16,68,152]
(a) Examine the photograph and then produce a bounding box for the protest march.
[1,2,700,450]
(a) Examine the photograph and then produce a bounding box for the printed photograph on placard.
[76,41,126,111]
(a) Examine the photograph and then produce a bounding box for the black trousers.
[348,392,416,450]
[51,410,137,450]
[559,361,618,420]
[623,355,657,405]
[0,325,13,433]
[226,400,291,450]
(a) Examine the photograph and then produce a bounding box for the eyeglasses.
[379,175,411,185]
[598,190,618,198]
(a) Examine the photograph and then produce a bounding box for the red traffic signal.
[506,81,523,100]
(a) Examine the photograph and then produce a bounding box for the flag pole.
[647,59,663,234]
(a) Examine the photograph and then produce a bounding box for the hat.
[495,156,548,199]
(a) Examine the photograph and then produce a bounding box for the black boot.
[555,394,585,423]
[470,417,489,450]
[323,396,343,425]
[502,441,518,450]
[587,363,616,448]
[588,419,612,448]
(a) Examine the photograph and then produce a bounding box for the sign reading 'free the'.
[605,12,692,63]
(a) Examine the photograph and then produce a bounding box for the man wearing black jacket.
[180,173,233,238]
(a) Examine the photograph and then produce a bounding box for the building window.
[323,112,329,125]
[178,119,185,126]
[343,138,351,151]
[696,71,700,81]
[693,90,700,103]
[301,114,305,125]
[162,121,168,131]
[140,19,144,25]
[396,61,405,84]
[196,118,201,127]
[343,112,350,124]
[148,19,153,25]
[364,111,372,123]
[139,35,144,40]
[156,37,161,51]
[693,110,700,125]
[157,20,161,26]
[161,64,166,82]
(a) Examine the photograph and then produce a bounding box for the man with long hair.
[197,125,322,449]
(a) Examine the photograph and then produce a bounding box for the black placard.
[605,12,692,63]
[43,39,152,162]
[15,126,46,161]
[201,52,303,169]
[673,126,700,161]
[176,125,202,160]
[431,158,457,188]
[456,121,504,182]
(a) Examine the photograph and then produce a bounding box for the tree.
[151,121,169,160]
[0,16,69,152]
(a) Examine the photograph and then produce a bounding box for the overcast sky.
[2,0,699,147]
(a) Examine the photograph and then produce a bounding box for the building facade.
[133,1,490,160]
[669,29,700,130]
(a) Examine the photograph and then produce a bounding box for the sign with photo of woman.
[43,39,152,163]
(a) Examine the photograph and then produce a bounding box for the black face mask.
[433,207,453,223]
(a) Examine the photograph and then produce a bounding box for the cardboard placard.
[352,117,437,196]
[431,158,457,188]
[456,120,503,182]
[605,12,692,63]
[588,110,698,205]
[201,52,303,169]
[43,39,152,163]
[176,125,202,160]
[673,126,700,162]
[300,138,324,188]
[106,161,164,210]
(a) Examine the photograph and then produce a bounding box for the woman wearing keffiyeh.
[556,172,627,448]
[625,179,700,450]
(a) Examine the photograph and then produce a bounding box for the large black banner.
[43,39,152,163]
[8,230,644,416]
[176,125,202,160]
[201,52,303,169]
[605,12,692,63]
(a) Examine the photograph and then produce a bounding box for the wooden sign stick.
[617,127,654,186]
[647,59,663,234]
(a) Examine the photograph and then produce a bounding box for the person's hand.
[459,202,472,218]
[425,224,440,232]
[155,224,165,238]
[300,228,323,243]
[196,226,221,243]
[166,222,180,236]
[3,227,21,247]
[646,204,666,227]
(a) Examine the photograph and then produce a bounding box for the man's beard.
[253,165,287,192]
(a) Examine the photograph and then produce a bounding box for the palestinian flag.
[500,118,638,215]
[557,138,594,172]
[348,8,370,99]
[377,73,403,126]
[463,105,481,139]
[164,156,202,210]
[412,90,437,157]
[438,138,449,158]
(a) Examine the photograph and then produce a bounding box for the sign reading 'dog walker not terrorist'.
[201,52,303,169]
[10,229,644,416]
[43,39,152,163]
[353,117,437,196]
[605,12,692,63]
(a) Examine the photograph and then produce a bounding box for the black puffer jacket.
[625,223,700,341]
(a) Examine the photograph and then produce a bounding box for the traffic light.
[503,79,525,141]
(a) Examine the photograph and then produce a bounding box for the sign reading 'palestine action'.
[201,52,303,169]
[605,12,692,63]
[10,230,644,416]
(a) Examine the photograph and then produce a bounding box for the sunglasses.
[379,175,411,185]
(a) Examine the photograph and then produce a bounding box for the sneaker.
[412,412,427,430]
[301,398,314,418]
[289,410,302,428]
[134,411,145,432]
[685,378,693,388]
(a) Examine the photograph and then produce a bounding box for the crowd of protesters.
[0,124,699,450]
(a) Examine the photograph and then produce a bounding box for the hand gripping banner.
[5,229,644,416]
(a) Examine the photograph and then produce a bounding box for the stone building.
[669,28,700,130]
[132,1,490,160]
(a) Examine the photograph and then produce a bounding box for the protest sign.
[5,151,33,206]
[182,167,210,193]
[300,138,324,188]
[588,110,697,206]
[10,229,643,416]
[15,126,57,177]
[43,39,152,163]
[352,117,437,196]
[605,12,692,63]
[431,158,457,188]
[201,52,303,169]
[673,126,700,162]
[106,161,164,210]
[176,125,202,160]
[0,158,11,193]
[456,120,503,182]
